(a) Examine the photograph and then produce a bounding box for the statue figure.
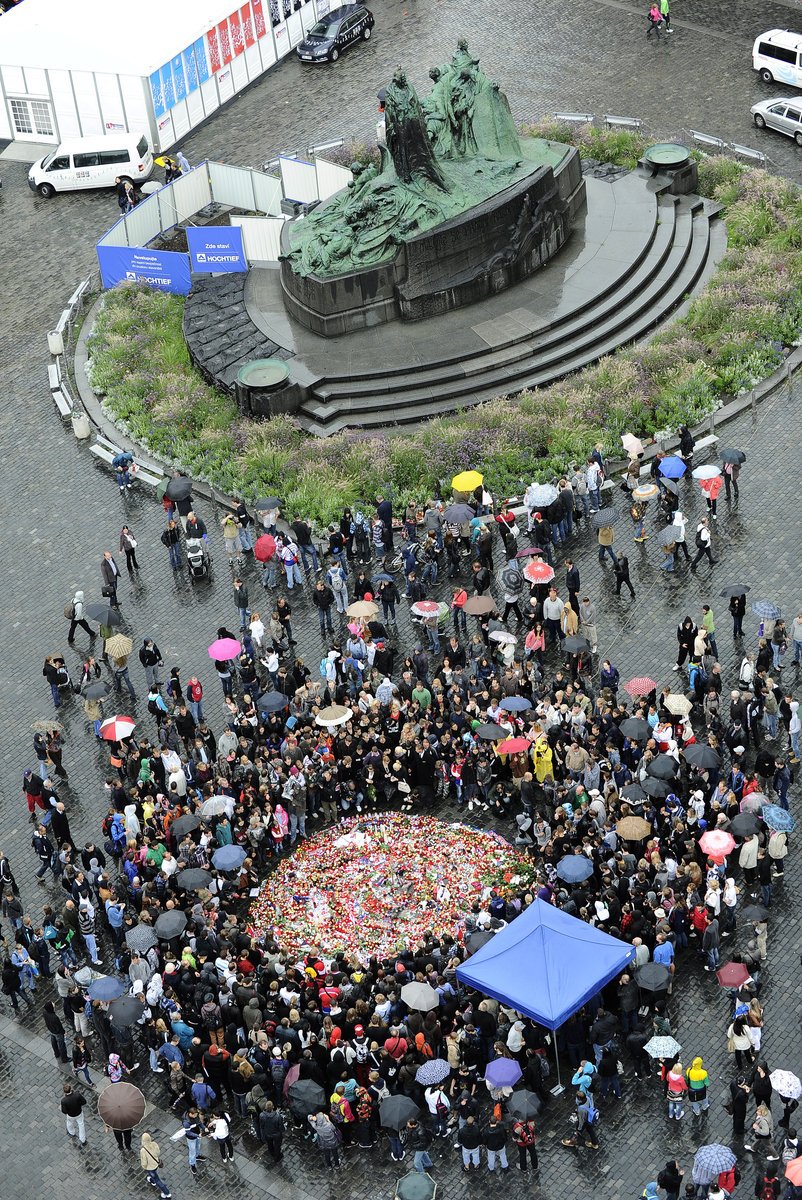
[384,68,449,192]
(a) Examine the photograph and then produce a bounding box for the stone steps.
[296,192,721,436]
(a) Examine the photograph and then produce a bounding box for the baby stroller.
[186,537,211,581]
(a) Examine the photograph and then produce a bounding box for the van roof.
[756,28,802,49]
[53,134,150,151]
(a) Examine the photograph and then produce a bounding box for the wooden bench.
[90,436,165,489]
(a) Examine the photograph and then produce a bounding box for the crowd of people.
[5,439,802,1200]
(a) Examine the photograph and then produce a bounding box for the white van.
[27,133,153,198]
[753,29,802,87]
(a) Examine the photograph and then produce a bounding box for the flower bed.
[86,128,802,522]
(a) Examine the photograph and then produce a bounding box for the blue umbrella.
[212,844,247,871]
[414,1059,451,1086]
[372,574,394,585]
[556,855,595,883]
[485,1057,522,1088]
[658,456,687,479]
[87,976,126,1002]
[499,696,531,713]
[761,804,796,832]
[692,1144,737,1185]
[752,600,781,620]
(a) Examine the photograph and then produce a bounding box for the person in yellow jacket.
[140,1131,171,1198]
[686,1056,710,1115]
[533,735,553,784]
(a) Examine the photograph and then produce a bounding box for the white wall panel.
[71,70,103,134]
[280,156,317,203]
[47,70,81,139]
[208,160,257,209]
[315,156,351,201]
[253,172,282,215]
[231,215,285,262]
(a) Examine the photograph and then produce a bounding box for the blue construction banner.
[186,225,247,273]
[97,245,192,294]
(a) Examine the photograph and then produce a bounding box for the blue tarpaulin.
[456,900,635,1030]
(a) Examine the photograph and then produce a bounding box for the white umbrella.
[770,1070,802,1100]
[663,693,693,716]
[489,630,517,644]
[201,795,233,818]
[691,465,721,480]
[621,433,644,457]
[315,705,353,728]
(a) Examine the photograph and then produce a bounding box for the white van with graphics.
[28,133,153,198]
[753,29,802,87]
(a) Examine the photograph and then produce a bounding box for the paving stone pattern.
[1,1,802,1196]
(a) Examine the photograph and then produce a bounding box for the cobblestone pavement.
[1,0,802,1196]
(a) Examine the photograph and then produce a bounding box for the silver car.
[751,97,802,144]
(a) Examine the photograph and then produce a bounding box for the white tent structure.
[0,0,337,151]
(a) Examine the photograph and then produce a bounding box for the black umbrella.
[109,995,147,1027]
[622,781,647,802]
[620,717,651,741]
[443,502,473,524]
[171,813,201,839]
[287,1079,326,1116]
[636,962,671,992]
[729,812,761,839]
[165,475,193,500]
[259,691,289,713]
[501,567,524,592]
[380,1095,420,1131]
[646,754,679,780]
[254,496,282,511]
[642,776,671,798]
[154,910,188,940]
[591,510,618,529]
[684,743,721,769]
[84,680,110,699]
[720,449,746,465]
[124,923,158,952]
[476,724,507,741]
[467,929,494,952]
[85,603,123,626]
[507,1090,544,1120]
[563,635,590,653]
[176,868,212,892]
[657,525,681,547]
[720,584,750,598]
[742,903,770,922]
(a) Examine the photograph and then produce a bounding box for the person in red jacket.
[700,473,722,520]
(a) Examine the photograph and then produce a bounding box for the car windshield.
[40,150,58,169]
[309,19,339,36]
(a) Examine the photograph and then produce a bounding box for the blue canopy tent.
[456,900,635,1086]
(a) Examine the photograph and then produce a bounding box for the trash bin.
[48,329,64,356]
[71,411,91,439]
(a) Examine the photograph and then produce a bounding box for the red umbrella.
[523,559,555,585]
[254,534,277,562]
[716,962,751,988]
[410,601,441,617]
[623,676,657,697]
[99,715,136,741]
[699,829,736,859]
[498,736,530,755]
[208,637,241,661]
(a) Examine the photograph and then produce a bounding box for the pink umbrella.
[99,715,136,741]
[699,829,736,859]
[283,1062,301,1099]
[410,601,441,617]
[254,534,276,562]
[623,676,657,697]
[208,637,241,661]
[740,793,768,813]
[523,559,555,585]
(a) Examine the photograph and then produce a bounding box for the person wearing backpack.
[512,1117,538,1171]
[313,580,335,636]
[756,1165,781,1199]
[690,517,717,571]
[65,590,95,644]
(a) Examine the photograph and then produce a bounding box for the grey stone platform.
[185,169,725,434]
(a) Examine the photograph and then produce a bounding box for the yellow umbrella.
[451,470,483,492]
[346,600,378,619]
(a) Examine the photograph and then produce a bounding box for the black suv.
[296,4,374,63]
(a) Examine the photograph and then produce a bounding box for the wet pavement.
[1,0,802,1195]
